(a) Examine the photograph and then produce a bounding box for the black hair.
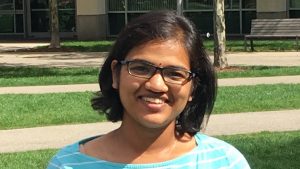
[92,10,217,136]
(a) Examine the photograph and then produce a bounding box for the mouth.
[142,97,165,104]
[138,96,169,111]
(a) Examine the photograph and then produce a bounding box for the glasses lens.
[163,68,190,84]
[128,61,155,78]
[124,60,193,85]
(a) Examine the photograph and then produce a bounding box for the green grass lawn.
[217,66,300,79]
[1,131,298,169]
[219,131,300,169]
[0,92,105,129]
[0,66,99,87]
[0,149,57,169]
[61,40,114,52]
[1,66,300,87]
[213,84,300,114]
[204,39,299,52]
[32,40,298,52]
[1,84,299,130]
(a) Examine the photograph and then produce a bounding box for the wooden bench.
[244,19,300,51]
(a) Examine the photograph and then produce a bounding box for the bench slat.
[251,31,300,35]
[245,18,300,51]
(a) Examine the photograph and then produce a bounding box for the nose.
[144,72,168,92]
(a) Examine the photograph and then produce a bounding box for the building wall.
[257,0,288,19]
[76,0,107,40]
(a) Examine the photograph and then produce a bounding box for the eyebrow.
[129,59,190,71]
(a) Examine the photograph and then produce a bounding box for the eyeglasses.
[119,60,195,85]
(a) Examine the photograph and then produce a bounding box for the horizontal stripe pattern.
[47,133,250,169]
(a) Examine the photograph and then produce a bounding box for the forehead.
[125,39,191,69]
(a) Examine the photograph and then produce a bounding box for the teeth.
[142,97,164,104]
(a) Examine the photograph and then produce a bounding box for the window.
[59,10,75,32]
[242,0,256,9]
[15,0,23,10]
[30,0,48,9]
[128,0,176,11]
[183,0,213,10]
[107,0,257,36]
[0,14,14,33]
[242,11,256,33]
[31,11,49,32]
[225,0,239,9]
[184,12,213,34]
[109,13,125,35]
[30,0,75,33]
[16,14,24,33]
[108,0,176,36]
[225,11,240,34]
[290,0,300,8]
[290,0,300,18]
[109,0,125,11]
[0,0,13,10]
[0,0,24,34]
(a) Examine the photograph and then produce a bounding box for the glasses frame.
[119,60,196,85]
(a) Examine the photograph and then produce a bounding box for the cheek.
[118,72,142,96]
[176,83,193,100]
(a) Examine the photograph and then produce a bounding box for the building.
[0,0,299,40]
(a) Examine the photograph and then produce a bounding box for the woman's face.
[112,39,193,130]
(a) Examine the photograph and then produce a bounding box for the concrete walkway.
[1,51,300,67]
[0,42,49,52]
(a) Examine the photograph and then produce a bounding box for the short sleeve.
[224,144,251,169]
[47,156,62,169]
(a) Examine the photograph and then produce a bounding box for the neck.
[116,120,177,153]
[108,114,195,163]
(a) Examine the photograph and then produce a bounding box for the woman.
[48,10,250,169]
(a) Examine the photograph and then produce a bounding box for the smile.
[141,97,164,104]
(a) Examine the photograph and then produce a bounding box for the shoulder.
[47,136,101,169]
[47,142,80,169]
[194,133,251,169]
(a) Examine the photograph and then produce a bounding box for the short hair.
[92,10,217,136]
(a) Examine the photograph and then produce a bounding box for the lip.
[138,95,169,112]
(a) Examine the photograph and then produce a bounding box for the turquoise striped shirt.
[47,133,250,169]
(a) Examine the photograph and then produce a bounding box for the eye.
[129,62,152,75]
[164,69,188,80]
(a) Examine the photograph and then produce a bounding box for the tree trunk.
[213,0,228,68]
[49,0,60,48]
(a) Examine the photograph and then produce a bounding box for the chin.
[139,116,175,129]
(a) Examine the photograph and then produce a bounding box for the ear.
[111,60,119,89]
[188,83,194,102]
[188,95,193,102]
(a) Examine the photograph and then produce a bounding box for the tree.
[49,0,60,48]
[213,0,228,68]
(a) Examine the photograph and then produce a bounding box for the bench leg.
[250,39,254,52]
[297,37,299,51]
[244,37,247,51]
